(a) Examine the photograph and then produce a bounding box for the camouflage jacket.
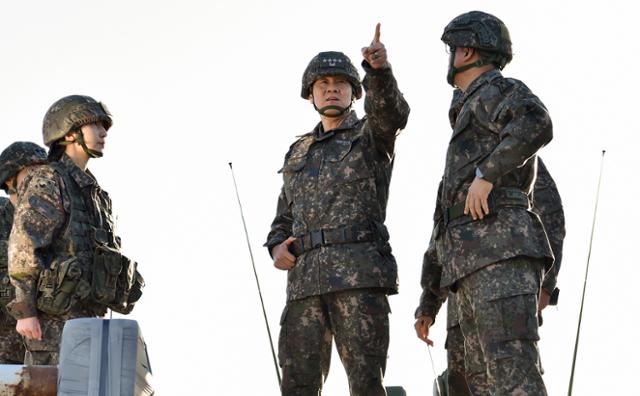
[532,158,565,294]
[438,70,553,288]
[415,71,559,321]
[7,154,117,319]
[0,197,16,325]
[265,64,410,301]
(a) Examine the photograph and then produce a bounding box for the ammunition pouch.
[36,258,91,315]
[108,259,145,314]
[92,245,123,305]
[0,240,15,311]
[92,245,144,314]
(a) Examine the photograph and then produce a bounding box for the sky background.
[0,0,638,394]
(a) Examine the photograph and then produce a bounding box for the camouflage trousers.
[0,322,25,364]
[454,257,547,396]
[278,288,390,396]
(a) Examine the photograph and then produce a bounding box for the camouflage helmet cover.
[301,51,363,100]
[0,142,47,188]
[42,95,113,147]
[441,11,513,66]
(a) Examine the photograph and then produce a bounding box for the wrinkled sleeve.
[263,186,293,258]
[7,169,66,319]
[361,61,410,159]
[414,231,447,322]
[477,94,552,183]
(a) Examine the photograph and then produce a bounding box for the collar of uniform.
[59,154,97,189]
[461,69,502,101]
[313,111,358,141]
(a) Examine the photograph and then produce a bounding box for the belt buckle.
[310,230,324,249]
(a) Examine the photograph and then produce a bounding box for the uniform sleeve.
[532,159,566,294]
[361,61,410,159]
[477,94,553,183]
[263,186,293,257]
[7,168,66,319]
[414,231,447,322]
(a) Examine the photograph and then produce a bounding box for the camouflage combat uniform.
[8,154,119,365]
[416,69,554,395]
[265,61,409,395]
[431,157,566,396]
[0,197,25,364]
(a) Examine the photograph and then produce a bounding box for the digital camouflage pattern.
[7,154,119,362]
[279,289,390,396]
[42,95,112,147]
[533,159,565,294]
[0,198,25,364]
[420,157,565,396]
[416,67,554,394]
[456,258,546,396]
[265,62,409,301]
[441,11,513,66]
[0,142,47,190]
[438,70,553,288]
[301,51,363,100]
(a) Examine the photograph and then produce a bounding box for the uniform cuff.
[7,299,38,320]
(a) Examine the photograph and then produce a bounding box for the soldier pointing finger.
[265,23,410,396]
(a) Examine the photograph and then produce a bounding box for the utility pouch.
[0,240,13,308]
[109,256,144,314]
[91,245,123,305]
[37,258,91,315]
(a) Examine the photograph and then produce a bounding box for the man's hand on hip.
[273,236,297,271]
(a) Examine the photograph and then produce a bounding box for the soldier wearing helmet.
[265,24,409,395]
[7,95,142,365]
[414,11,554,395]
[0,142,47,363]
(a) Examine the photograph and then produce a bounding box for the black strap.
[289,224,376,257]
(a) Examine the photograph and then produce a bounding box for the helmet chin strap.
[58,131,102,159]
[447,48,491,87]
[313,96,354,118]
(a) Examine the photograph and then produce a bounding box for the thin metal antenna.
[228,162,282,387]
[428,344,442,396]
[567,150,606,396]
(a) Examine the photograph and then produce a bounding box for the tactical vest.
[36,162,142,316]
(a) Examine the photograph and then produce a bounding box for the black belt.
[289,224,376,257]
[443,187,530,226]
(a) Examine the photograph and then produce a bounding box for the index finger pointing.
[372,23,381,44]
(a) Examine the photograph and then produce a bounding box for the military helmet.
[0,142,47,189]
[42,95,112,147]
[301,51,362,100]
[441,11,513,68]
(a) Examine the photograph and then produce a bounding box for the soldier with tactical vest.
[418,156,566,395]
[413,11,554,395]
[0,142,48,363]
[7,95,143,365]
[265,24,409,395]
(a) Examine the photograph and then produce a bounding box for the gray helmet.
[441,11,513,69]
[42,95,112,147]
[301,51,362,100]
[0,142,47,190]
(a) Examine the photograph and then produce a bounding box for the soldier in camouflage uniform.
[265,24,409,396]
[0,142,48,363]
[418,156,565,395]
[413,11,554,395]
[7,95,142,365]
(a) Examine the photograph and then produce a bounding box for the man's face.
[80,122,108,154]
[310,75,353,116]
